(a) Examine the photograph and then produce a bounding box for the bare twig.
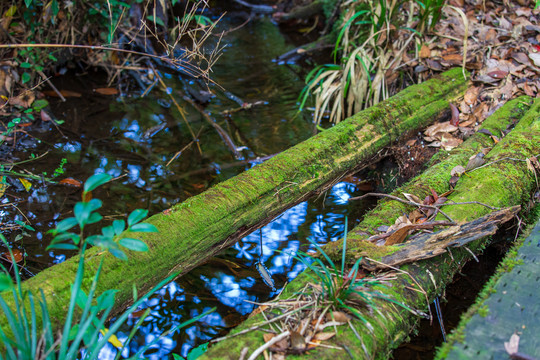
[349,193,455,222]
[247,331,290,360]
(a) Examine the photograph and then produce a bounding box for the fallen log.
[201,96,538,359]
[2,69,468,331]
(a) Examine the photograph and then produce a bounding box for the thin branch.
[247,331,290,360]
[349,193,455,222]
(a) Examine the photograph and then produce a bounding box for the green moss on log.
[0,69,469,334]
[202,97,538,359]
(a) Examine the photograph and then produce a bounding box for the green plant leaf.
[22,72,30,84]
[96,289,118,311]
[101,225,115,239]
[74,199,102,227]
[48,243,79,251]
[20,62,32,69]
[173,354,184,360]
[119,238,148,252]
[55,217,78,233]
[32,99,49,110]
[86,235,111,248]
[187,342,209,360]
[127,209,148,226]
[109,248,127,261]
[87,212,103,225]
[112,219,125,235]
[84,173,111,193]
[0,273,13,291]
[129,223,157,233]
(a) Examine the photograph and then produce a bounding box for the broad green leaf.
[55,217,78,232]
[101,225,115,239]
[86,235,110,248]
[109,248,127,261]
[127,209,148,226]
[112,219,125,235]
[32,99,49,110]
[83,173,111,193]
[50,232,79,245]
[173,354,184,360]
[96,289,118,311]
[74,199,102,227]
[74,287,88,309]
[48,243,78,250]
[0,273,13,291]
[22,72,30,83]
[119,238,148,252]
[20,62,32,69]
[187,342,209,360]
[129,223,157,233]
[87,212,102,225]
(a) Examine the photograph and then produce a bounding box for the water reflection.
[103,182,371,359]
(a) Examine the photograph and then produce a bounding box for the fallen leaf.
[290,331,306,350]
[419,44,431,58]
[424,121,458,138]
[385,225,413,245]
[40,109,52,122]
[327,311,349,323]
[465,153,486,171]
[441,133,463,150]
[504,333,520,355]
[451,165,466,177]
[464,86,480,105]
[487,70,508,79]
[18,178,32,191]
[313,332,336,341]
[528,52,540,67]
[2,249,24,263]
[59,178,82,187]
[450,103,460,126]
[94,87,119,95]
[449,175,460,189]
[263,333,275,343]
[9,91,35,107]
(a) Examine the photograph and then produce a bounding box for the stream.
[1,8,375,359]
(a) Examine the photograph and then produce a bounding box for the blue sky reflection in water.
[101,182,367,359]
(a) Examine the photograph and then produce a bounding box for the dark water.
[1,15,313,273]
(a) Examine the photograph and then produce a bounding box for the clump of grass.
[293,218,412,322]
[300,0,445,124]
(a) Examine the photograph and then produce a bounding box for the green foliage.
[300,0,447,124]
[0,174,214,358]
[47,173,155,259]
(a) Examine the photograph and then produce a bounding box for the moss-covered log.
[201,96,539,359]
[1,69,468,331]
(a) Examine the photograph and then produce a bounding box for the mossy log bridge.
[202,96,539,359]
[3,70,468,332]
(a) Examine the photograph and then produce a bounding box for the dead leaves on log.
[361,206,520,271]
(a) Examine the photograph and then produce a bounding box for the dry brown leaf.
[464,86,480,105]
[290,331,306,350]
[313,332,336,341]
[328,311,349,323]
[528,52,540,67]
[441,133,463,150]
[424,121,458,137]
[385,225,413,245]
[94,87,119,95]
[419,45,431,58]
[263,333,275,343]
[9,91,35,108]
[451,165,466,177]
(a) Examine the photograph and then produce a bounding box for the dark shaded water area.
[0,9,376,359]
